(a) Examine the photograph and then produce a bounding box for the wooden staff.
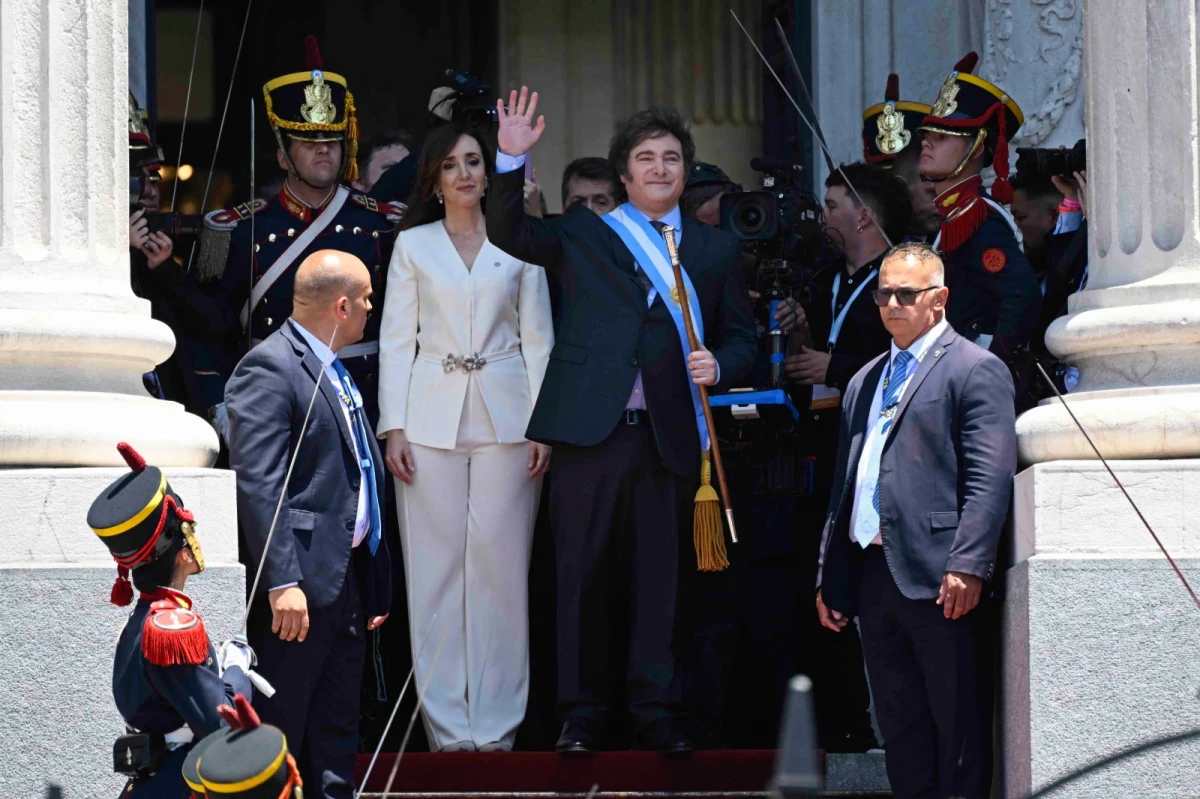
[661,226,738,550]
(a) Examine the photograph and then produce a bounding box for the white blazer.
[376,220,554,450]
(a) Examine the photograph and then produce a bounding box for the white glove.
[218,635,255,675]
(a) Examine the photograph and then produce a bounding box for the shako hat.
[88,443,204,606]
[197,695,303,798]
[862,74,930,164]
[263,35,359,182]
[920,52,1024,202]
[129,92,164,179]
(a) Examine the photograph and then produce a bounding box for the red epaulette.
[203,198,270,232]
[351,193,407,224]
[142,599,210,667]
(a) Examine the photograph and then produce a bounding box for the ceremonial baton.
[662,226,737,543]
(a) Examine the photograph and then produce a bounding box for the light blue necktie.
[330,358,382,555]
[853,350,915,548]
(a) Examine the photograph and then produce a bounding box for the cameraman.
[786,162,912,753]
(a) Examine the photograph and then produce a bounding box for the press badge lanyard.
[827,267,878,350]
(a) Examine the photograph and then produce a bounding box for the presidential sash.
[602,204,708,451]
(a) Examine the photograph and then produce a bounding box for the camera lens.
[739,204,765,233]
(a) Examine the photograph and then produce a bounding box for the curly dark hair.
[608,107,696,180]
[399,124,495,231]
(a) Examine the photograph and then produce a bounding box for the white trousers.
[396,377,540,750]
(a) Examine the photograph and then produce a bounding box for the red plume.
[305,35,322,71]
[217,694,262,732]
[234,694,262,730]
[953,52,979,74]
[885,73,900,102]
[990,107,1013,204]
[117,442,146,474]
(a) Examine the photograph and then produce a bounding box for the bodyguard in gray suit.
[816,242,1016,799]
[226,249,392,799]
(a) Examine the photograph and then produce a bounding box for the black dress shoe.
[634,719,693,755]
[555,720,597,755]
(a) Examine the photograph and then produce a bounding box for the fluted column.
[1017,0,1200,463]
[0,0,217,466]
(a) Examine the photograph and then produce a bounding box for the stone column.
[0,0,217,468]
[1016,0,1200,462]
[0,3,239,796]
[1004,3,1200,796]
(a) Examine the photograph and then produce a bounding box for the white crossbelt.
[251,338,379,358]
[164,725,194,750]
[239,185,350,329]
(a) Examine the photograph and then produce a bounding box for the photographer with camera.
[783,162,911,753]
[1010,142,1089,406]
[127,93,232,417]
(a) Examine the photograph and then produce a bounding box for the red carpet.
[355,750,778,796]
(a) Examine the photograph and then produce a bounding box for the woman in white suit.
[376,124,553,752]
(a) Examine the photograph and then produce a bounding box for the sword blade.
[729,9,892,248]
[1034,361,1200,614]
[773,17,836,175]
[168,0,205,214]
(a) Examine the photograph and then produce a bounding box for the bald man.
[226,249,393,798]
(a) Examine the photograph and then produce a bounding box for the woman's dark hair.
[824,162,914,245]
[399,124,495,231]
[608,107,696,180]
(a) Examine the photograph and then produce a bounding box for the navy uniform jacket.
[202,183,402,421]
[113,588,251,797]
[942,204,1042,364]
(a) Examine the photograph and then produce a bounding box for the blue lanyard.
[828,267,878,350]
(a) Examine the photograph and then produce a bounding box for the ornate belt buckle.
[442,353,487,374]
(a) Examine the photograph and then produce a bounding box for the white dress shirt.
[848,317,949,546]
[290,319,369,548]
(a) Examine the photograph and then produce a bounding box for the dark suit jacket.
[817,323,1016,614]
[486,167,757,479]
[225,322,392,617]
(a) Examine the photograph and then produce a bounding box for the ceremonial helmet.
[862,74,931,164]
[263,35,359,183]
[129,92,164,180]
[87,443,204,606]
[196,695,303,798]
[920,52,1024,202]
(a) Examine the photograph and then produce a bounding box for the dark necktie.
[633,220,669,294]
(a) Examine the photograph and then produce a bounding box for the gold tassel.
[344,91,360,183]
[694,449,729,572]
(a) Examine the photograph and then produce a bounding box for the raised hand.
[496,86,546,158]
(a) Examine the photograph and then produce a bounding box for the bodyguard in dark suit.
[816,243,1016,798]
[486,88,756,753]
[226,250,392,798]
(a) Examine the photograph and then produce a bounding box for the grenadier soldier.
[93,443,256,797]
[862,75,940,242]
[185,695,304,798]
[201,35,403,426]
[918,52,1041,364]
[862,73,930,166]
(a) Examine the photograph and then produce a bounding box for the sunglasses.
[871,286,940,307]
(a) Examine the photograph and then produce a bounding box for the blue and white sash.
[602,203,709,450]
